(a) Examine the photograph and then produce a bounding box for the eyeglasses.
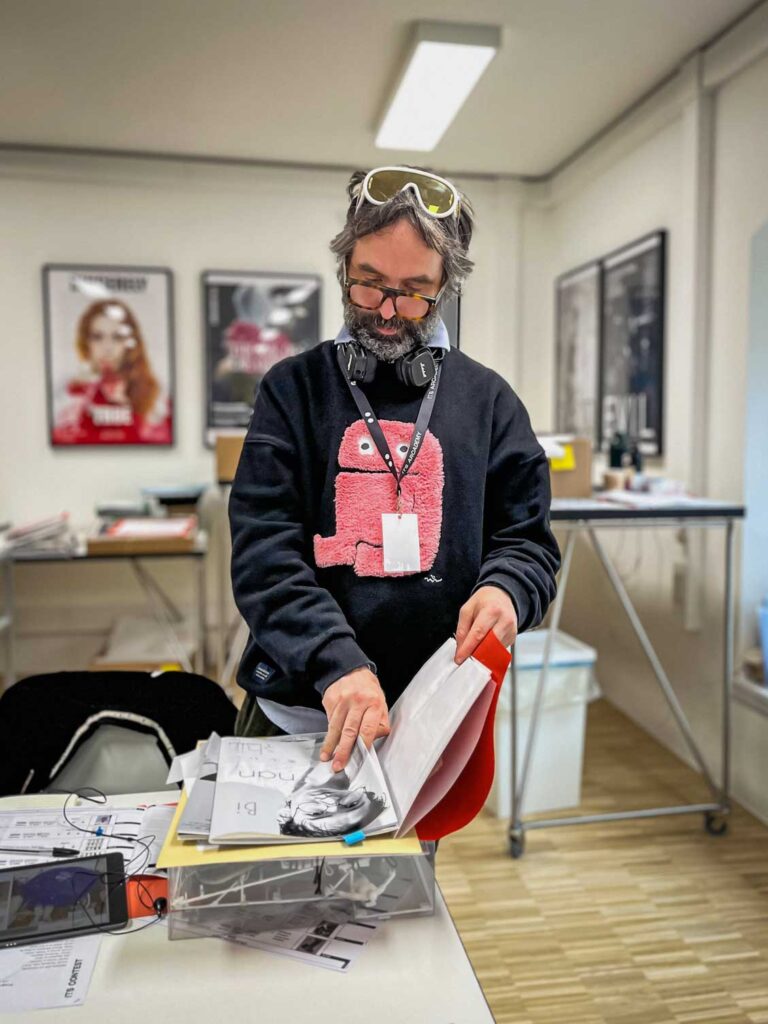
[345,276,445,321]
[355,166,460,220]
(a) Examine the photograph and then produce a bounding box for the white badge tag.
[381,514,421,574]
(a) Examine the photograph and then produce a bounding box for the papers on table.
[0,934,101,1011]
[0,803,177,871]
[598,490,729,510]
[178,904,379,972]
[0,802,177,1008]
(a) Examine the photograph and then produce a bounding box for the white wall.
[518,48,768,822]
[0,152,515,671]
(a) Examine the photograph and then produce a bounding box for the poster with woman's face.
[203,271,321,445]
[44,265,174,447]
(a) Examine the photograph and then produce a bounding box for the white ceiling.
[0,0,757,177]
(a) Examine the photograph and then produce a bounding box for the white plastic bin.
[486,629,598,817]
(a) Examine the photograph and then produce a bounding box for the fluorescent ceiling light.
[376,22,501,152]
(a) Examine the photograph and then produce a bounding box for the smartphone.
[0,852,128,949]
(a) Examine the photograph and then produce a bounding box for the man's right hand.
[320,667,390,772]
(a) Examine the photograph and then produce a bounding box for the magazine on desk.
[199,632,510,845]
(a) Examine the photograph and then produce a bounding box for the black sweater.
[229,340,560,710]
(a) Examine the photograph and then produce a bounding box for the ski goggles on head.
[355,166,461,220]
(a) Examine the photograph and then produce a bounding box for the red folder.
[415,631,510,841]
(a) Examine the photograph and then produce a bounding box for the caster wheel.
[509,830,525,859]
[704,811,728,836]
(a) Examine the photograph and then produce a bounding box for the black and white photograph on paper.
[203,270,321,444]
[208,735,398,844]
[599,231,666,455]
[44,264,174,448]
[554,262,600,445]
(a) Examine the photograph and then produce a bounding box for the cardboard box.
[546,436,593,499]
[215,434,246,483]
[86,515,198,556]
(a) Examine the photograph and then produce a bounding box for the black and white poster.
[203,270,321,444]
[554,262,600,444]
[44,264,174,448]
[599,231,666,455]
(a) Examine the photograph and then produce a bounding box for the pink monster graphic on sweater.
[313,419,444,577]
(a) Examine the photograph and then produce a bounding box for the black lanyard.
[336,346,442,504]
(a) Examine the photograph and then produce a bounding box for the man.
[229,166,560,772]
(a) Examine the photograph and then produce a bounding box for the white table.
[0,792,494,1023]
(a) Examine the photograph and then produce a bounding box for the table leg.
[721,520,734,811]
[510,529,576,857]
[130,560,193,673]
[587,526,720,800]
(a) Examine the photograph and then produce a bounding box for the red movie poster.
[44,265,175,447]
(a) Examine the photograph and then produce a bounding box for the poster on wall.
[44,264,174,447]
[599,231,666,455]
[554,262,600,445]
[203,270,322,445]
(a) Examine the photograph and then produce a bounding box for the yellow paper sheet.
[157,789,422,869]
[550,443,576,472]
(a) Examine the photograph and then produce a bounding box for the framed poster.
[599,231,666,455]
[203,270,322,445]
[554,261,600,445]
[44,264,174,447]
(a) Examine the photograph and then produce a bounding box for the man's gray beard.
[343,303,440,363]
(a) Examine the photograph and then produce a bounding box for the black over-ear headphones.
[339,342,444,389]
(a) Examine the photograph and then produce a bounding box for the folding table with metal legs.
[508,499,745,859]
[5,537,209,682]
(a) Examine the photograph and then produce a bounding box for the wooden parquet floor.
[436,699,768,1024]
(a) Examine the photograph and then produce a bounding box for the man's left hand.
[454,585,518,664]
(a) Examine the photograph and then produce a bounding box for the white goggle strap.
[356,172,458,219]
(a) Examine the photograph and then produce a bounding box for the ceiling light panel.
[376,22,502,152]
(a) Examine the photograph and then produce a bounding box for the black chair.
[0,670,236,796]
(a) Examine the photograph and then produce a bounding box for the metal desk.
[3,534,208,685]
[509,497,745,858]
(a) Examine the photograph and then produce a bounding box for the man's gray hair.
[330,167,475,301]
